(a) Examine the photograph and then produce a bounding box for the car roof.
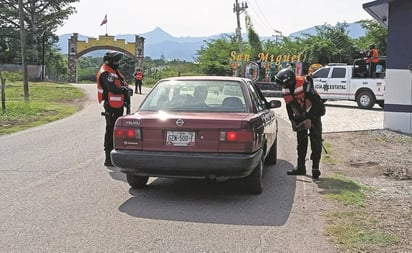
[159,76,251,82]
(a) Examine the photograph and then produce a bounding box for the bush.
[78,68,97,82]
[0,71,23,82]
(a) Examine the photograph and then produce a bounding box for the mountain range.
[57,23,366,62]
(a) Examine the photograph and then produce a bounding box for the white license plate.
[166,131,195,146]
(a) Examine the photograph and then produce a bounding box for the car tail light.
[114,127,142,140]
[226,131,237,141]
[220,130,253,142]
[113,126,142,150]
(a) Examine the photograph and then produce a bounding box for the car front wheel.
[265,138,278,165]
[245,159,263,194]
[126,174,149,188]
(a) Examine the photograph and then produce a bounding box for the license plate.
[166,131,195,146]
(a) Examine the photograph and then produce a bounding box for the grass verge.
[319,142,401,252]
[0,82,85,135]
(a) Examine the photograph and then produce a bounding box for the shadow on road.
[118,159,297,226]
[105,165,127,182]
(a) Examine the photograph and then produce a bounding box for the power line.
[245,0,280,36]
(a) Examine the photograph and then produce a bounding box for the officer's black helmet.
[103,51,123,63]
[275,68,296,87]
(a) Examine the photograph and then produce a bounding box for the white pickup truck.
[311,57,386,109]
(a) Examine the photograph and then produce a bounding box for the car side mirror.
[269,100,281,108]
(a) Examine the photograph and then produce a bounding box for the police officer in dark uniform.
[275,68,324,179]
[96,51,132,166]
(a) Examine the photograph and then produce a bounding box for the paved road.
[272,98,384,133]
[0,83,383,252]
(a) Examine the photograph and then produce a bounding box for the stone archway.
[67,33,145,83]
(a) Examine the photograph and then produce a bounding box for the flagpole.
[100,14,108,35]
[105,14,108,35]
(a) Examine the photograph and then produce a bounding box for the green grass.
[317,173,370,207]
[0,82,85,135]
[321,141,336,164]
[325,211,400,252]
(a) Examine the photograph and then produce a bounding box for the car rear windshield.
[140,80,247,112]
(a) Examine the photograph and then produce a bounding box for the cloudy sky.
[56,0,374,37]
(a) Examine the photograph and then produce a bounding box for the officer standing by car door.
[96,51,132,166]
[275,68,325,179]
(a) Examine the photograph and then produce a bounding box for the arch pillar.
[68,33,78,83]
[135,35,145,71]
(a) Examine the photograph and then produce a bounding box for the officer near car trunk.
[96,51,132,166]
[275,68,325,179]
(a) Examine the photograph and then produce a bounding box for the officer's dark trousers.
[296,117,322,170]
[135,80,142,94]
[104,103,124,161]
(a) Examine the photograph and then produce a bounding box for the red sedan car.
[111,76,281,194]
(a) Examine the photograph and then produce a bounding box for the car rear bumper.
[111,149,263,179]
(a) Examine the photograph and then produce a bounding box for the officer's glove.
[127,87,133,97]
[303,119,312,129]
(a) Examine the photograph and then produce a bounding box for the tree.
[245,15,262,61]
[196,35,238,76]
[46,48,68,81]
[1,0,78,64]
[354,19,388,56]
[1,0,78,99]
[297,23,357,65]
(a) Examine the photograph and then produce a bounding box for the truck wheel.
[245,159,263,194]
[356,91,375,109]
[265,138,277,165]
[126,174,148,188]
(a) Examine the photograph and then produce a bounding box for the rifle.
[117,70,133,114]
[308,124,328,154]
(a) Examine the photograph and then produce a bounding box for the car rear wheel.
[126,174,149,188]
[265,138,278,165]
[245,159,263,194]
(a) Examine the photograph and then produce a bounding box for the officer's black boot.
[287,159,306,175]
[104,151,113,167]
[312,160,321,179]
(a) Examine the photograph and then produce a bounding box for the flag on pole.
[100,14,107,26]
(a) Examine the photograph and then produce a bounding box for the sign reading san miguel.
[230,51,303,66]
[229,51,304,81]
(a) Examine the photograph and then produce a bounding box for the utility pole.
[233,0,248,53]
[41,31,46,81]
[18,0,29,101]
